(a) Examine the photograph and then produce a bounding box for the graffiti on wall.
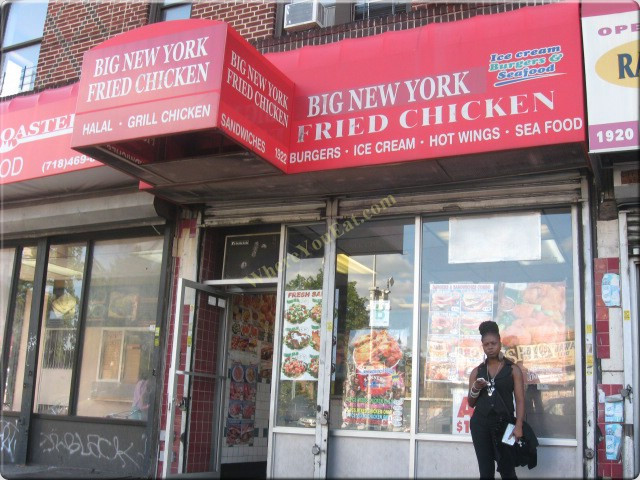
[39,431,147,469]
[1,419,19,462]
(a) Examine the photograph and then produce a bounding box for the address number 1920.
[596,127,634,144]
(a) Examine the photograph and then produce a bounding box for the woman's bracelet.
[469,390,480,398]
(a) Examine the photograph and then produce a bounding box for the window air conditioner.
[284,0,326,31]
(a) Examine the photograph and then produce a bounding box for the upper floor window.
[280,0,409,35]
[354,0,406,21]
[0,0,48,97]
[150,0,192,23]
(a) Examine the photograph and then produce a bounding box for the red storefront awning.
[63,2,588,202]
[268,1,586,173]
[1,84,102,185]
[71,20,293,187]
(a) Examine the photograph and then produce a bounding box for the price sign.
[452,388,474,435]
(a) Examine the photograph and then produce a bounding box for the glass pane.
[276,224,325,427]
[2,1,48,47]
[0,248,16,352]
[162,4,191,21]
[76,236,163,420]
[0,44,40,97]
[418,210,576,439]
[33,243,87,415]
[3,247,37,412]
[331,217,415,431]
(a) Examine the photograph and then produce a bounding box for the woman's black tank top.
[473,359,515,418]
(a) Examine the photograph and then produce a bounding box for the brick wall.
[30,1,554,92]
[36,1,150,89]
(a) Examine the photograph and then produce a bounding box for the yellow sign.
[586,324,592,334]
[623,310,631,321]
[586,354,593,367]
[596,40,640,88]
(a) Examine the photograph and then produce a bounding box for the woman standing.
[468,321,525,479]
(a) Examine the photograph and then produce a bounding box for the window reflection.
[0,248,16,353]
[34,243,87,415]
[2,247,37,412]
[418,210,576,439]
[76,237,162,420]
[331,218,415,431]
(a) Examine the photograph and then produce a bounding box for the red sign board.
[1,84,101,185]
[266,2,586,173]
[72,20,292,172]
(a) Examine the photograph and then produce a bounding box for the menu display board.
[226,362,257,446]
[341,328,408,430]
[280,290,322,381]
[425,283,494,383]
[229,294,275,382]
[225,294,275,446]
[222,233,280,280]
[497,282,574,384]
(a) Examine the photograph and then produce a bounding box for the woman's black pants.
[470,411,517,479]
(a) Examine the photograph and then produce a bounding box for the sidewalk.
[0,464,139,479]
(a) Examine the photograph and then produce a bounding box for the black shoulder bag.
[493,382,539,470]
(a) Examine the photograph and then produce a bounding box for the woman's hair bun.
[479,320,500,337]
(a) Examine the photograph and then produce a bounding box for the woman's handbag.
[494,389,539,470]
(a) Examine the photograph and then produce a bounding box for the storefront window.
[418,210,576,439]
[76,237,163,420]
[0,248,16,353]
[276,224,325,427]
[331,218,415,431]
[33,243,87,415]
[3,247,37,412]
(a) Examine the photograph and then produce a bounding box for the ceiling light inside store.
[519,239,565,265]
[22,259,84,278]
[336,254,375,275]
[132,250,164,263]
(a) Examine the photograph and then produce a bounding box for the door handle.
[311,444,321,455]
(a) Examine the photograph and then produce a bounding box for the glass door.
[162,279,227,478]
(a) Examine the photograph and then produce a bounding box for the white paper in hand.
[502,423,516,445]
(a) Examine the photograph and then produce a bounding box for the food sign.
[341,328,408,430]
[497,282,574,384]
[452,388,475,435]
[280,290,322,381]
[226,362,257,446]
[425,284,493,383]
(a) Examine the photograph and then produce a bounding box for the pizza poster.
[280,290,322,381]
[496,281,574,384]
[425,283,494,383]
[341,328,408,430]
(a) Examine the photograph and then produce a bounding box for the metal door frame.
[162,278,228,478]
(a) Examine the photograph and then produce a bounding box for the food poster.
[226,362,257,446]
[497,282,574,384]
[425,284,494,383]
[280,290,322,381]
[226,294,273,447]
[341,328,408,431]
[229,294,275,382]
